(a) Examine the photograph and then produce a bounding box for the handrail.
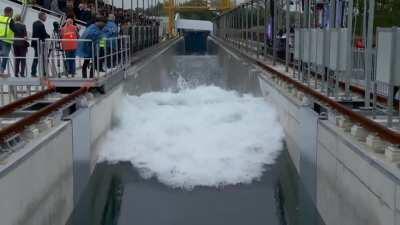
[258,62,400,145]
[0,87,87,142]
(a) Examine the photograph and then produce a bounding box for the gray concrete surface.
[0,122,74,225]
[258,68,400,225]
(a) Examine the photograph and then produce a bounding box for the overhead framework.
[164,0,232,35]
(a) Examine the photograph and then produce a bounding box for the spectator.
[77,3,93,26]
[102,14,118,69]
[12,14,29,78]
[31,12,50,77]
[60,18,79,77]
[0,7,16,77]
[77,16,106,78]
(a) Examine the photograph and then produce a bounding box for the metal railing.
[44,36,130,80]
[0,37,44,106]
[130,25,160,53]
[0,37,42,78]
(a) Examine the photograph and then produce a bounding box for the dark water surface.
[66,39,324,225]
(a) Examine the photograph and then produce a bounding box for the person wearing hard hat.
[0,7,16,77]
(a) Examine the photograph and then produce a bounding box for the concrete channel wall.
[258,74,400,225]
[0,122,74,225]
[0,83,123,225]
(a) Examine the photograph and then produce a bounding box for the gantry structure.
[164,0,233,35]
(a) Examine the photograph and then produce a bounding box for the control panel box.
[376,28,400,85]
[294,28,301,60]
[316,29,330,66]
[310,29,317,64]
[302,29,310,62]
[328,28,349,71]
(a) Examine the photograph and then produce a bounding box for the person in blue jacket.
[77,16,106,78]
[102,14,118,69]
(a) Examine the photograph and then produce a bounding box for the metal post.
[236,9,238,46]
[233,11,235,45]
[345,0,354,99]
[241,6,244,49]
[122,0,124,18]
[112,0,115,14]
[148,0,150,19]
[245,4,249,50]
[157,0,160,17]
[229,12,232,42]
[327,0,336,96]
[364,0,375,108]
[272,0,277,65]
[314,0,318,89]
[131,0,134,24]
[230,13,233,42]
[306,0,311,86]
[285,0,289,71]
[297,0,302,80]
[151,0,153,18]
[264,0,267,59]
[329,0,336,28]
[228,14,231,41]
[238,9,241,47]
[387,28,397,127]
[250,1,254,53]
[39,41,44,78]
[256,2,260,58]
[96,44,100,78]
[91,42,95,79]
[234,10,236,46]
[111,39,114,69]
[105,43,108,71]
[118,38,122,66]
[292,0,298,77]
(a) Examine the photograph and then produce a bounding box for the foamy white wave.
[98,86,284,189]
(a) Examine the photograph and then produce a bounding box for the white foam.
[98,86,284,189]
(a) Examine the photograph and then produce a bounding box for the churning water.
[67,42,325,225]
[98,83,284,189]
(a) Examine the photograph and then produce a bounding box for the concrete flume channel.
[66,38,324,225]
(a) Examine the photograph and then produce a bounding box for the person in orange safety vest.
[60,18,79,77]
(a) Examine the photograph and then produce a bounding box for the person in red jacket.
[60,18,79,77]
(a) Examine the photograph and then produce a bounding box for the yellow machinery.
[164,0,232,35]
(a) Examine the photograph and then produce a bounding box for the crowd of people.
[0,1,160,79]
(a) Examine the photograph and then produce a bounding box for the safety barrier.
[0,37,42,79]
[130,25,160,53]
[44,36,130,79]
